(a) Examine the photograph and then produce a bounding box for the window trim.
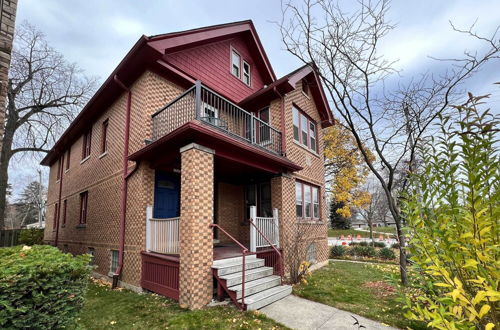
[231,48,241,79]
[79,191,88,225]
[53,203,58,230]
[295,180,321,220]
[65,148,71,171]
[101,119,109,155]
[292,106,318,153]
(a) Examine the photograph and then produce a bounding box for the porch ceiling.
[128,121,302,176]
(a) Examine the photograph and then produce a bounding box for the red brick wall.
[165,38,265,103]
[216,182,245,244]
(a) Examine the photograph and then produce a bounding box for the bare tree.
[0,22,96,228]
[279,0,500,284]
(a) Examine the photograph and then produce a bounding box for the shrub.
[348,246,376,257]
[402,98,499,329]
[348,242,359,246]
[330,245,346,257]
[0,245,92,329]
[371,242,386,248]
[19,228,44,245]
[391,243,400,249]
[378,247,396,260]
[359,241,368,247]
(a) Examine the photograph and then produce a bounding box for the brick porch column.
[270,173,296,276]
[179,143,214,309]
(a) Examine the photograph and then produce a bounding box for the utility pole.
[38,169,43,228]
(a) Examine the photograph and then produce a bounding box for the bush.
[0,245,92,329]
[330,245,346,257]
[19,228,44,245]
[359,241,368,247]
[378,247,396,260]
[348,242,359,246]
[391,243,400,249]
[348,246,376,257]
[371,242,386,248]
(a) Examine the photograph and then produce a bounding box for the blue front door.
[153,171,180,218]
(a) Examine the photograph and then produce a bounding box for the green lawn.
[328,228,396,238]
[293,261,426,329]
[75,281,288,330]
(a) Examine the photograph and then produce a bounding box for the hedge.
[0,245,92,329]
[18,228,44,245]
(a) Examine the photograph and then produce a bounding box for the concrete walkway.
[260,295,398,330]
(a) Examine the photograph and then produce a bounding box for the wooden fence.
[0,229,21,247]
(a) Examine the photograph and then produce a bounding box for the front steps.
[212,256,292,310]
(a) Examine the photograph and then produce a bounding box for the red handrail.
[209,223,248,310]
[249,219,284,280]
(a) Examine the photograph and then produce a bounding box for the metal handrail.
[209,223,249,310]
[151,85,196,118]
[249,219,284,280]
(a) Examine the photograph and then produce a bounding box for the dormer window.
[231,50,241,78]
[302,79,310,96]
[243,61,251,86]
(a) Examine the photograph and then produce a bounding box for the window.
[101,119,108,154]
[231,50,241,78]
[79,191,88,224]
[110,250,119,274]
[293,107,300,141]
[87,247,95,265]
[306,243,316,263]
[296,181,320,220]
[295,182,303,218]
[243,61,251,86]
[62,199,67,226]
[82,129,92,160]
[292,106,318,153]
[312,187,319,218]
[56,157,62,181]
[66,148,71,170]
[53,203,58,229]
[258,107,270,143]
[302,79,310,96]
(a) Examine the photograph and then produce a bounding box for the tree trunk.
[0,116,14,229]
[385,190,408,286]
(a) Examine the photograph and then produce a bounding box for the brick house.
[42,20,334,310]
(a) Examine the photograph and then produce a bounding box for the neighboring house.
[42,21,334,310]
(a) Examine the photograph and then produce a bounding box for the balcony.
[151,81,282,155]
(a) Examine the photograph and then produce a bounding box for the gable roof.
[239,64,334,128]
[41,20,276,166]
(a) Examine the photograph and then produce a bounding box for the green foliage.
[402,96,499,329]
[372,242,386,248]
[329,201,351,229]
[378,247,396,260]
[348,246,377,257]
[330,245,347,257]
[391,243,400,249]
[18,228,44,245]
[0,245,92,329]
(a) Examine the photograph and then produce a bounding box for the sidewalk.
[260,295,398,330]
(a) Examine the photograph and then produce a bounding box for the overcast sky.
[9,0,500,197]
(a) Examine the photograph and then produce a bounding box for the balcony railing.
[151,81,282,155]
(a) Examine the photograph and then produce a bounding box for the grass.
[293,261,426,330]
[75,280,288,330]
[328,228,396,238]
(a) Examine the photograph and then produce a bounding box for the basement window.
[110,250,119,274]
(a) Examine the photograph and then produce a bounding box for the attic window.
[243,61,251,86]
[302,80,310,96]
[231,50,241,78]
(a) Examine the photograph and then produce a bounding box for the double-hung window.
[79,191,88,225]
[53,203,58,229]
[292,106,318,153]
[296,181,320,220]
[243,61,251,86]
[101,119,108,154]
[66,148,71,170]
[231,50,241,78]
[257,107,270,143]
[62,199,67,226]
[82,129,92,160]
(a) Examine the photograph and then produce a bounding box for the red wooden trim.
[141,251,180,301]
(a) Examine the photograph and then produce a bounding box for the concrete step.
[239,285,292,310]
[212,258,265,276]
[228,275,281,299]
[212,254,257,266]
[220,266,273,287]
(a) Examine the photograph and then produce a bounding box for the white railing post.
[250,205,257,253]
[146,205,153,251]
[273,208,280,248]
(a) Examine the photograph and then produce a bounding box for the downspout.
[273,87,286,156]
[112,74,134,288]
[54,153,65,247]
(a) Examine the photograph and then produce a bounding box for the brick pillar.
[270,173,297,277]
[179,143,214,309]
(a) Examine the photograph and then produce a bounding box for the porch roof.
[128,121,302,175]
